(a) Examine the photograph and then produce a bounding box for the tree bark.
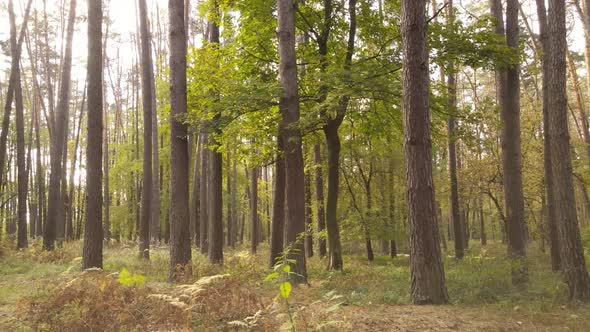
[44,0,76,251]
[401,0,448,304]
[547,0,590,301]
[168,0,192,281]
[313,143,327,257]
[250,165,259,254]
[199,132,209,253]
[138,0,153,259]
[446,0,463,260]
[83,0,104,269]
[491,0,528,285]
[535,0,560,272]
[270,128,286,267]
[207,7,223,264]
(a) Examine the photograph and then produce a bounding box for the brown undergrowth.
[17,269,268,331]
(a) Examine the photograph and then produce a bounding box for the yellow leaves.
[117,267,146,287]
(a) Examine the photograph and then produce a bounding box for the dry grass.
[2,240,590,331]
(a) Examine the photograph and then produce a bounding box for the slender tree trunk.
[191,134,201,246]
[304,167,314,258]
[312,143,326,257]
[44,0,76,251]
[401,0,448,304]
[199,132,209,253]
[138,0,153,259]
[491,0,528,285]
[547,0,590,301]
[207,9,223,264]
[270,129,286,267]
[83,0,104,269]
[250,165,259,254]
[445,0,463,260]
[150,41,161,244]
[7,0,29,249]
[168,0,192,281]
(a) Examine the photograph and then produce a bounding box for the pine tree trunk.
[207,10,223,264]
[250,165,259,254]
[168,0,192,281]
[199,132,209,253]
[547,0,590,301]
[304,167,313,258]
[83,0,104,269]
[401,0,448,304]
[138,0,153,259]
[45,0,76,251]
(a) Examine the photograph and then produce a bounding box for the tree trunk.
[191,134,201,246]
[270,128,286,267]
[83,0,103,269]
[8,0,30,249]
[401,0,448,304]
[207,10,223,264]
[138,0,153,259]
[304,167,314,258]
[491,0,528,285]
[313,143,327,257]
[44,0,76,251]
[277,0,307,283]
[547,0,590,301]
[199,132,209,253]
[150,41,161,244]
[168,0,192,281]
[250,165,259,254]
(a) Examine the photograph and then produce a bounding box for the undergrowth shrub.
[18,270,187,331]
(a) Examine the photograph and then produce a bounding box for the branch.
[426,2,449,25]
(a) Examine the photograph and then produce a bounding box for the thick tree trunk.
[168,0,192,281]
[313,143,327,257]
[277,0,307,283]
[150,41,161,244]
[547,0,590,301]
[83,0,104,269]
[138,0,153,259]
[401,0,448,304]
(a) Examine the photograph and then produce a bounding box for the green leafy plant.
[117,267,146,287]
[265,249,298,332]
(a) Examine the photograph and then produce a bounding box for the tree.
[270,129,285,266]
[277,0,307,283]
[208,5,224,264]
[446,0,463,260]
[490,0,528,285]
[44,0,76,251]
[138,0,153,259]
[547,0,590,301]
[83,0,104,269]
[313,143,326,257]
[168,0,192,281]
[534,0,560,272]
[401,0,448,304]
[8,0,32,250]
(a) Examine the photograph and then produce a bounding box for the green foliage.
[117,267,146,287]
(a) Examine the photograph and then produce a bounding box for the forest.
[1,0,590,330]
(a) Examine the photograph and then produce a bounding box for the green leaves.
[280,281,292,299]
[117,268,145,287]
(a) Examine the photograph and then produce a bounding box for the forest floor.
[1,240,590,331]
